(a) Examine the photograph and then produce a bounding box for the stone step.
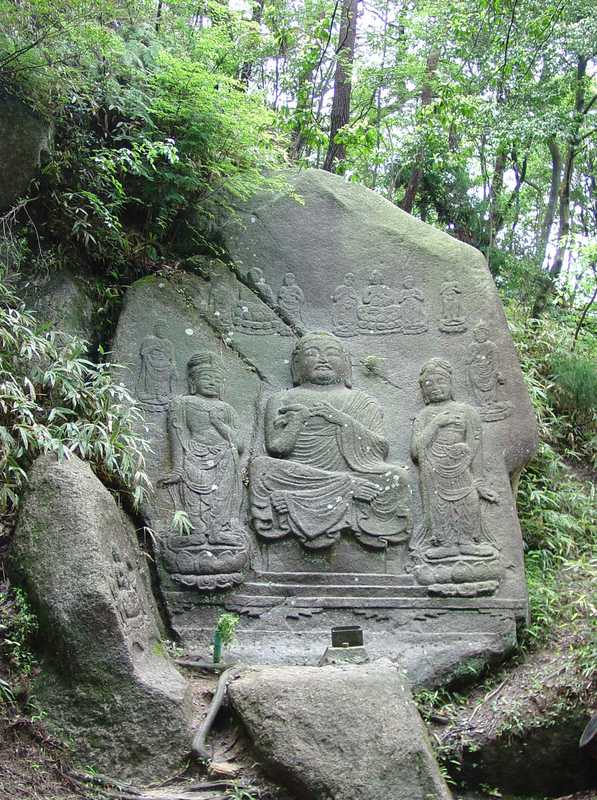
[255,571,416,586]
[241,580,427,598]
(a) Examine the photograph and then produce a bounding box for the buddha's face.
[404,276,414,289]
[473,326,489,343]
[190,367,221,398]
[154,322,168,339]
[296,337,347,385]
[421,371,452,404]
[284,272,296,286]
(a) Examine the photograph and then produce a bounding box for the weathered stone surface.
[0,96,52,211]
[11,454,193,783]
[228,660,453,800]
[111,168,537,683]
[21,269,95,342]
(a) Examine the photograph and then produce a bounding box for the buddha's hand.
[160,469,183,485]
[475,481,499,503]
[274,403,309,429]
[435,409,462,427]
[353,479,382,502]
[310,402,345,426]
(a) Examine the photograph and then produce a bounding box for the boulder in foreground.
[11,454,193,783]
[229,660,453,800]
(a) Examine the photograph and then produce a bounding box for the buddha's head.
[344,272,355,286]
[291,331,352,387]
[403,275,415,289]
[154,320,169,339]
[283,272,296,286]
[419,358,453,404]
[187,352,225,398]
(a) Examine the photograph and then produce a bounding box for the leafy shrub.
[550,353,597,413]
[0,268,150,512]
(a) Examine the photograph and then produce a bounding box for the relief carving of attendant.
[438,273,466,333]
[397,275,428,335]
[136,322,176,411]
[234,267,281,334]
[466,321,512,422]
[357,270,402,334]
[249,332,411,550]
[160,353,248,590]
[162,353,243,542]
[410,359,500,591]
[332,273,359,337]
[277,272,305,326]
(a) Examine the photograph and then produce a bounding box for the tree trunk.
[323,0,359,173]
[532,55,589,317]
[239,0,265,86]
[535,137,562,263]
[399,47,439,213]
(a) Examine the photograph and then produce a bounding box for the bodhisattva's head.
[419,358,453,404]
[291,332,352,387]
[187,352,225,398]
[473,321,489,343]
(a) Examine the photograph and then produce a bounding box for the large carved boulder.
[111,169,537,685]
[0,96,52,211]
[229,661,453,800]
[11,454,193,783]
[21,268,95,343]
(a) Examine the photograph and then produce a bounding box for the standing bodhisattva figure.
[250,332,411,549]
[411,358,498,560]
[162,352,243,542]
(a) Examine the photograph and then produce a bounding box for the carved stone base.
[413,554,501,595]
[162,535,248,592]
[439,319,467,333]
[479,401,513,422]
[427,580,500,597]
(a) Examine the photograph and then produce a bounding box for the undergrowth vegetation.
[508,305,596,654]
[0,268,150,513]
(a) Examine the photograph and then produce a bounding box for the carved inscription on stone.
[136,322,176,411]
[332,273,359,337]
[410,358,501,597]
[466,321,512,422]
[277,272,305,326]
[438,273,467,333]
[397,275,428,335]
[357,270,402,335]
[160,352,248,590]
[249,332,412,550]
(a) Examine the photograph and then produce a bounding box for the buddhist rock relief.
[136,321,176,411]
[466,321,512,422]
[249,332,412,550]
[438,273,467,333]
[160,352,248,590]
[410,358,501,597]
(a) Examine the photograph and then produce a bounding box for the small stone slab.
[11,454,193,783]
[229,660,453,800]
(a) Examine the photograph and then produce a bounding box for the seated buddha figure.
[249,332,411,550]
[357,270,402,334]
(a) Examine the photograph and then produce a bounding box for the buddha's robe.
[250,388,410,549]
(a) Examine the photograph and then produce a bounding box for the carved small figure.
[234,267,280,334]
[208,274,234,330]
[410,358,500,595]
[160,352,248,590]
[332,273,360,337]
[466,322,512,422]
[249,332,411,550]
[397,275,428,335]
[136,322,176,411]
[357,270,402,334]
[109,546,147,650]
[438,273,467,333]
[277,272,305,325]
